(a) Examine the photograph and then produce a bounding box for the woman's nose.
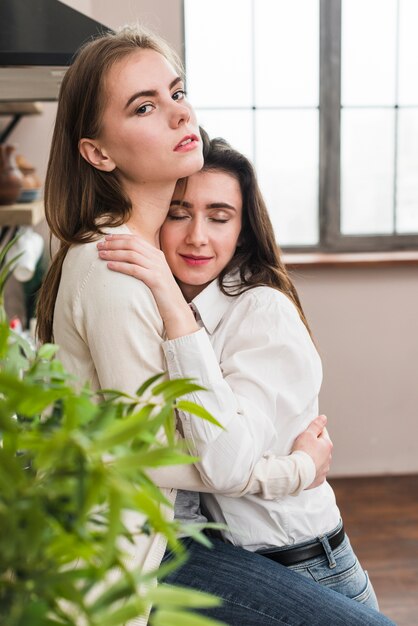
[186,220,208,246]
[169,101,191,128]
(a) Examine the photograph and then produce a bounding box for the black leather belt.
[257,524,345,566]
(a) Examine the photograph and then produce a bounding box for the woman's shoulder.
[62,227,153,300]
[63,224,129,270]
[234,285,299,317]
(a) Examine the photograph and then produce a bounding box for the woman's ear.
[79,138,116,172]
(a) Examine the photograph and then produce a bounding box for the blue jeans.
[160,537,394,625]
[286,532,379,610]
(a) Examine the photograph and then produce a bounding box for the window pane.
[196,109,254,161]
[341,109,395,235]
[254,0,319,106]
[341,0,397,106]
[398,0,418,105]
[255,110,319,246]
[184,0,252,107]
[397,109,418,233]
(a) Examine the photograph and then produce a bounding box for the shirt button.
[166,349,175,361]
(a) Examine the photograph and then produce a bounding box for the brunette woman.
[37,27,393,626]
[99,135,391,621]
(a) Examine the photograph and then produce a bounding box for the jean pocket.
[289,537,367,599]
[308,556,363,592]
[352,570,379,610]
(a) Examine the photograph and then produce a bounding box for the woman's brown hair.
[36,25,184,343]
[200,130,311,335]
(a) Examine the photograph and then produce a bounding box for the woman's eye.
[172,89,186,101]
[167,213,189,221]
[209,217,229,223]
[135,103,154,116]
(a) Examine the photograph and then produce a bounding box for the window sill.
[283,250,418,269]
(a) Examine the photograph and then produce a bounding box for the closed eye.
[167,213,190,221]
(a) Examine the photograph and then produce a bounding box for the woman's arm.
[97,235,332,496]
[148,414,331,498]
[97,236,291,491]
[162,316,323,493]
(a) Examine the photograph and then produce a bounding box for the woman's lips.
[174,134,199,152]
[180,254,213,266]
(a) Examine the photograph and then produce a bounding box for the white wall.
[3,0,417,476]
[293,265,418,476]
[90,0,183,53]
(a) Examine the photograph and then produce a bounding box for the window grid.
[184,0,418,252]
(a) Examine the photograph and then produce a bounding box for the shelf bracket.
[0,114,23,143]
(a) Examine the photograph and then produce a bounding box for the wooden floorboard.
[329,474,418,626]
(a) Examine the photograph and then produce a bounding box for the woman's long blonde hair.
[36,26,184,343]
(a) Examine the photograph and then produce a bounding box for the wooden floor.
[329,474,418,626]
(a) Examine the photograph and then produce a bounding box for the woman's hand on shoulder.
[97,234,198,339]
[291,415,333,489]
[97,233,174,293]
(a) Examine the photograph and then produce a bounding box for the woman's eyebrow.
[170,200,236,211]
[125,76,182,109]
[170,199,193,208]
[207,203,236,211]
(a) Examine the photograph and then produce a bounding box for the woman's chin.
[178,151,204,178]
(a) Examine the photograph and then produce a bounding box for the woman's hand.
[291,415,333,489]
[97,234,198,339]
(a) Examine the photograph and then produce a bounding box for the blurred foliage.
[0,239,225,626]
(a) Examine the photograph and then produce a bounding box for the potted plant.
[0,238,224,626]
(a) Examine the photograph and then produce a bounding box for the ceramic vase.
[0,144,24,205]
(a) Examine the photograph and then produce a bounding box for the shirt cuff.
[241,450,316,500]
[290,450,316,494]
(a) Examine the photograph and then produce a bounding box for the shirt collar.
[191,275,240,335]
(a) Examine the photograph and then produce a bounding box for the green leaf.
[91,405,156,451]
[112,449,199,472]
[0,372,72,415]
[0,321,9,357]
[87,567,140,614]
[93,598,145,626]
[152,378,207,402]
[63,395,98,430]
[176,524,213,549]
[0,410,18,434]
[135,449,198,468]
[101,486,122,569]
[149,584,221,608]
[97,388,135,401]
[10,329,36,360]
[136,372,165,396]
[151,609,225,626]
[0,233,22,266]
[129,489,174,536]
[37,343,60,361]
[135,472,172,507]
[176,401,224,429]
[3,339,29,374]
[0,251,24,294]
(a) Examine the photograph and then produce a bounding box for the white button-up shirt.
[163,279,340,551]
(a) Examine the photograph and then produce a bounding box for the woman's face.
[97,48,203,185]
[160,169,243,301]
